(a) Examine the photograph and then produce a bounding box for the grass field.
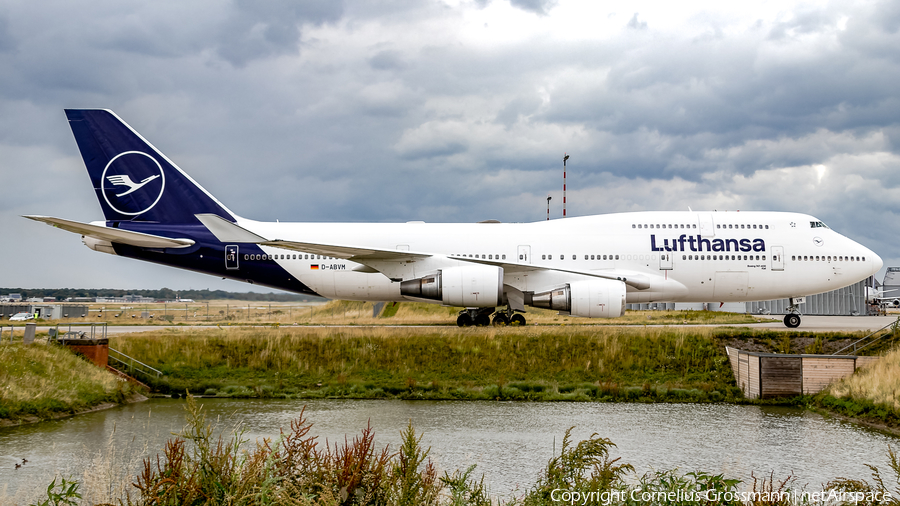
[3,314,892,423]
[12,299,766,327]
[107,324,876,403]
[0,342,141,423]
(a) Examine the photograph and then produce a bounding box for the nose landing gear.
[783,297,803,328]
[783,313,801,328]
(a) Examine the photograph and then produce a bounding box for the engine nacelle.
[527,279,626,318]
[400,265,504,307]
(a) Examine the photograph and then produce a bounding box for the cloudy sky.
[2,0,899,291]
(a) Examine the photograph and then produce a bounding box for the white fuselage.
[240,211,881,304]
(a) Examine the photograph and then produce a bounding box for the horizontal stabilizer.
[24,215,195,249]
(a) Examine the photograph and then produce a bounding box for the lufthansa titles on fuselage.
[650,234,765,253]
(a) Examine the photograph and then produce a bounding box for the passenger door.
[517,245,531,264]
[771,246,784,271]
[698,214,715,237]
[225,245,239,270]
[659,252,673,270]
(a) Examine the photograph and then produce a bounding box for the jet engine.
[400,265,504,307]
[527,279,626,318]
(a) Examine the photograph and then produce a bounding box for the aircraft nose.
[871,250,884,275]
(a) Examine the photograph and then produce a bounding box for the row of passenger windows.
[717,223,768,230]
[542,254,621,260]
[683,254,765,261]
[793,255,865,262]
[242,251,864,264]
[631,223,770,230]
[634,223,695,229]
[244,253,336,261]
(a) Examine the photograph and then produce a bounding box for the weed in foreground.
[134,395,444,505]
[520,427,633,505]
[825,446,900,506]
[28,476,81,506]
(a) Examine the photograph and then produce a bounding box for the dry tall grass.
[827,350,897,409]
[36,299,761,326]
[308,300,761,326]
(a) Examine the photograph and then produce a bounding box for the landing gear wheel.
[784,314,801,328]
[492,314,510,326]
[509,314,526,326]
[457,314,473,327]
[474,314,491,327]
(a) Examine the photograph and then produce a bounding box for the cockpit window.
[810,221,830,229]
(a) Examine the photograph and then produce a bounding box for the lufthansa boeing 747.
[26,110,883,327]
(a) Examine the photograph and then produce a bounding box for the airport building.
[628,276,873,316]
[883,267,900,304]
[1,304,89,320]
[95,294,156,304]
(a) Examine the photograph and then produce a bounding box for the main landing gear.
[783,297,802,328]
[457,307,527,327]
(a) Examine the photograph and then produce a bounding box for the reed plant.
[134,395,444,506]
[0,342,138,422]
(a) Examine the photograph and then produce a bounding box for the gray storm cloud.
[1,0,898,289]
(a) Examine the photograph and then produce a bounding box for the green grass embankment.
[0,343,142,424]
[111,324,896,406]
[113,326,749,402]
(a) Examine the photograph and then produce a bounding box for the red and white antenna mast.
[563,153,569,218]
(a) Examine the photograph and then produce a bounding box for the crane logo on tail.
[106,174,161,197]
[100,151,166,216]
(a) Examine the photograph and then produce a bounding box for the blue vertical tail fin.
[65,109,236,223]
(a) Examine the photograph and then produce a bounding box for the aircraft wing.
[258,239,432,260]
[458,256,652,290]
[24,215,195,249]
[195,213,431,261]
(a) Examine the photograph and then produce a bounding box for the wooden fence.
[726,347,881,399]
